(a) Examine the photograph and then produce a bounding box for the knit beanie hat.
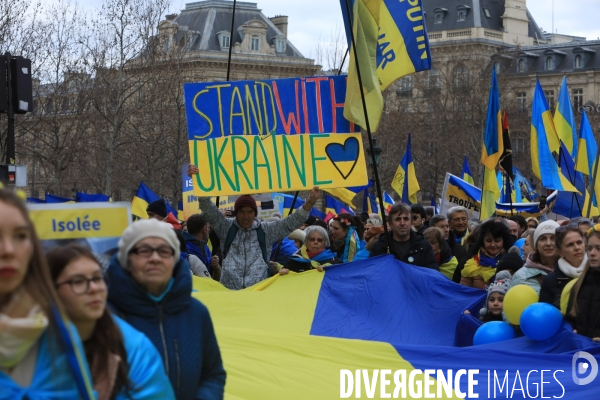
[117,219,181,268]
[234,195,257,215]
[496,252,524,275]
[288,229,306,243]
[146,199,167,218]
[480,270,512,316]
[534,220,560,249]
[304,215,317,226]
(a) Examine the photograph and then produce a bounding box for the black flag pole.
[342,0,390,252]
[215,0,238,209]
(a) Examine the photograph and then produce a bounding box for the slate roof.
[512,41,600,74]
[424,0,544,40]
[171,0,305,58]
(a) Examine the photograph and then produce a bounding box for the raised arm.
[262,187,320,244]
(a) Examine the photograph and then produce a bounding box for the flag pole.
[342,0,390,252]
[586,151,600,218]
[558,145,582,217]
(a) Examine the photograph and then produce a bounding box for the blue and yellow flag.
[391,134,419,204]
[131,181,177,219]
[481,69,503,170]
[191,256,598,398]
[555,143,587,218]
[325,195,355,216]
[531,79,579,193]
[362,189,379,215]
[46,194,75,203]
[340,0,431,131]
[554,76,578,158]
[514,166,538,201]
[460,155,474,185]
[576,110,598,177]
[75,192,110,202]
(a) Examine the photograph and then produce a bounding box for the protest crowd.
[2,159,600,398]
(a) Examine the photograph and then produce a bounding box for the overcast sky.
[78,0,600,59]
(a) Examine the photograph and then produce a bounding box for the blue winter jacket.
[113,316,175,399]
[0,325,94,400]
[107,256,226,400]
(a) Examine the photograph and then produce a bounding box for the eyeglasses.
[56,275,106,295]
[129,245,174,258]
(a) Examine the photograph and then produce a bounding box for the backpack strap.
[222,224,269,265]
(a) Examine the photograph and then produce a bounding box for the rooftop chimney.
[270,15,288,37]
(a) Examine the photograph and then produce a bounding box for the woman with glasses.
[539,224,587,308]
[329,214,365,263]
[0,190,94,399]
[106,219,226,400]
[280,226,340,274]
[48,244,174,400]
[565,225,600,341]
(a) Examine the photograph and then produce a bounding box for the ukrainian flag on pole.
[479,70,502,220]
[531,79,579,193]
[340,0,431,131]
[460,155,475,185]
[391,134,419,204]
[554,76,578,158]
[131,181,178,219]
[575,110,600,210]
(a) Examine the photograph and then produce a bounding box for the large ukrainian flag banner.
[531,79,579,193]
[340,0,431,131]
[391,133,419,204]
[191,256,599,399]
[554,76,578,158]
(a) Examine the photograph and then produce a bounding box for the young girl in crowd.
[459,219,511,289]
[423,227,457,279]
[0,190,95,399]
[540,224,587,308]
[509,220,560,294]
[329,214,365,263]
[48,244,175,399]
[565,225,600,341]
[479,271,511,322]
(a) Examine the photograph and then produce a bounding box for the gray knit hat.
[534,220,560,249]
[117,219,180,268]
[480,270,512,316]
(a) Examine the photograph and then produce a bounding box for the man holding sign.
[188,165,319,289]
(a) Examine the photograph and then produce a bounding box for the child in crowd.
[478,270,512,322]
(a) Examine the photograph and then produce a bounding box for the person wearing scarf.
[329,214,365,263]
[280,226,340,274]
[509,220,560,295]
[540,223,587,308]
[0,189,95,400]
[460,219,512,289]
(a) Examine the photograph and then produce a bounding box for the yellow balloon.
[503,284,539,325]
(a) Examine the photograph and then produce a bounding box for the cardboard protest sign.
[28,202,131,268]
[184,75,368,196]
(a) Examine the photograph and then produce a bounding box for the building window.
[545,56,554,71]
[435,13,442,24]
[517,92,527,112]
[457,11,465,21]
[517,58,525,73]
[454,66,469,87]
[544,90,555,110]
[221,35,230,48]
[276,38,285,53]
[483,8,491,18]
[396,76,413,97]
[163,37,169,51]
[573,88,583,110]
[251,36,259,51]
[425,68,441,90]
[574,54,583,69]
[514,138,526,155]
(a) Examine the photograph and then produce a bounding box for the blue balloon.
[473,321,515,345]
[520,303,564,341]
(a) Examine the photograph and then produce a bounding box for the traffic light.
[10,57,32,114]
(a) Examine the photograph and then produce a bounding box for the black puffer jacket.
[539,267,573,309]
[447,230,467,264]
[566,268,600,339]
[369,231,438,270]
